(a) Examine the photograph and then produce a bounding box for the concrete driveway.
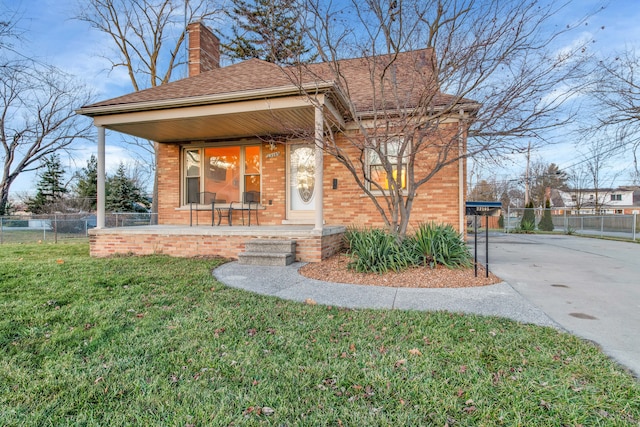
[486,233,640,376]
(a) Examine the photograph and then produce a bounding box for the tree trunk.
[0,175,17,216]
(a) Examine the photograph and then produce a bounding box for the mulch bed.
[298,253,502,288]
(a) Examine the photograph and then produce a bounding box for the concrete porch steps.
[237,239,296,266]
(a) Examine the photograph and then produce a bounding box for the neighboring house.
[77,23,477,262]
[551,187,640,215]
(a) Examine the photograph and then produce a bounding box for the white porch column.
[97,126,106,229]
[314,105,324,231]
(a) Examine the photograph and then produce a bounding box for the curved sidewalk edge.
[213,262,559,328]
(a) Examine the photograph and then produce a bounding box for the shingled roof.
[81,48,469,116]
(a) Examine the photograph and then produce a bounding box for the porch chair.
[230,191,261,226]
[189,191,218,226]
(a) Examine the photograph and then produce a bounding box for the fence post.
[0,217,3,244]
[54,214,58,244]
[506,206,510,233]
[600,215,604,237]
[634,213,637,241]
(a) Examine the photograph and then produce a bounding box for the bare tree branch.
[75,0,224,219]
[587,49,640,176]
[288,0,597,235]
[0,61,93,214]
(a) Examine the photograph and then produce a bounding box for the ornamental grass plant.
[345,223,472,273]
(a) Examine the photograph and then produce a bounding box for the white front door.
[287,143,316,223]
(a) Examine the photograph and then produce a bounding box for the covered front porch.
[77,71,349,261]
[88,224,346,263]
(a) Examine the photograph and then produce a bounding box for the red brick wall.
[187,22,220,76]
[157,143,184,224]
[89,229,344,263]
[260,143,287,222]
[155,125,464,231]
[322,125,464,231]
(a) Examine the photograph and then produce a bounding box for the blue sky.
[5,0,640,196]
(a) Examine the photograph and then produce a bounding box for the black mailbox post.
[465,201,502,277]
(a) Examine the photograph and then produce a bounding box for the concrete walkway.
[213,261,558,326]
[213,233,639,377]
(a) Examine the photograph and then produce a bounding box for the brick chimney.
[187,22,220,77]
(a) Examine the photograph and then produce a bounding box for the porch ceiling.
[85,92,346,143]
[102,107,315,142]
[84,87,344,142]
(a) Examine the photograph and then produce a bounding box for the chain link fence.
[503,207,639,241]
[0,213,158,244]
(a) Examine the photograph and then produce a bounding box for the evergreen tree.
[521,200,536,231]
[106,163,150,213]
[538,198,555,232]
[223,0,311,65]
[26,154,68,214]
[74,155,98,211]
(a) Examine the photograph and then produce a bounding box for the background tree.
[106,163,150,213]
[526,161,569,208]
[0,8,92,215]
[0,3,21,50]
[501,185,525,210]
[294,0,596,237]
[26,154,68,214]
[223,0,311,64]
[73,155,98,211]
[571,138,622,212]
[565,164,592,212]
[538,198,554,232]
[76,0,223,220]
[468,179,498,201]
[588,49,640,176]
[0,62,93,216]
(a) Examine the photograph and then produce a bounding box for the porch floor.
[91,224,345,236]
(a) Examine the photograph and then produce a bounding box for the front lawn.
[0,242,638,425]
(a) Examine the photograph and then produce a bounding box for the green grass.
[0,242,638,426]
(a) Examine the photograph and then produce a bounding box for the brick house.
[77,23,477,262]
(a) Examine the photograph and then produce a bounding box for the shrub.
[344,223,472,274]
[409,222,473,269]
[344,227,411,273]
[522,200,536,230]
[517,219,536,233]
